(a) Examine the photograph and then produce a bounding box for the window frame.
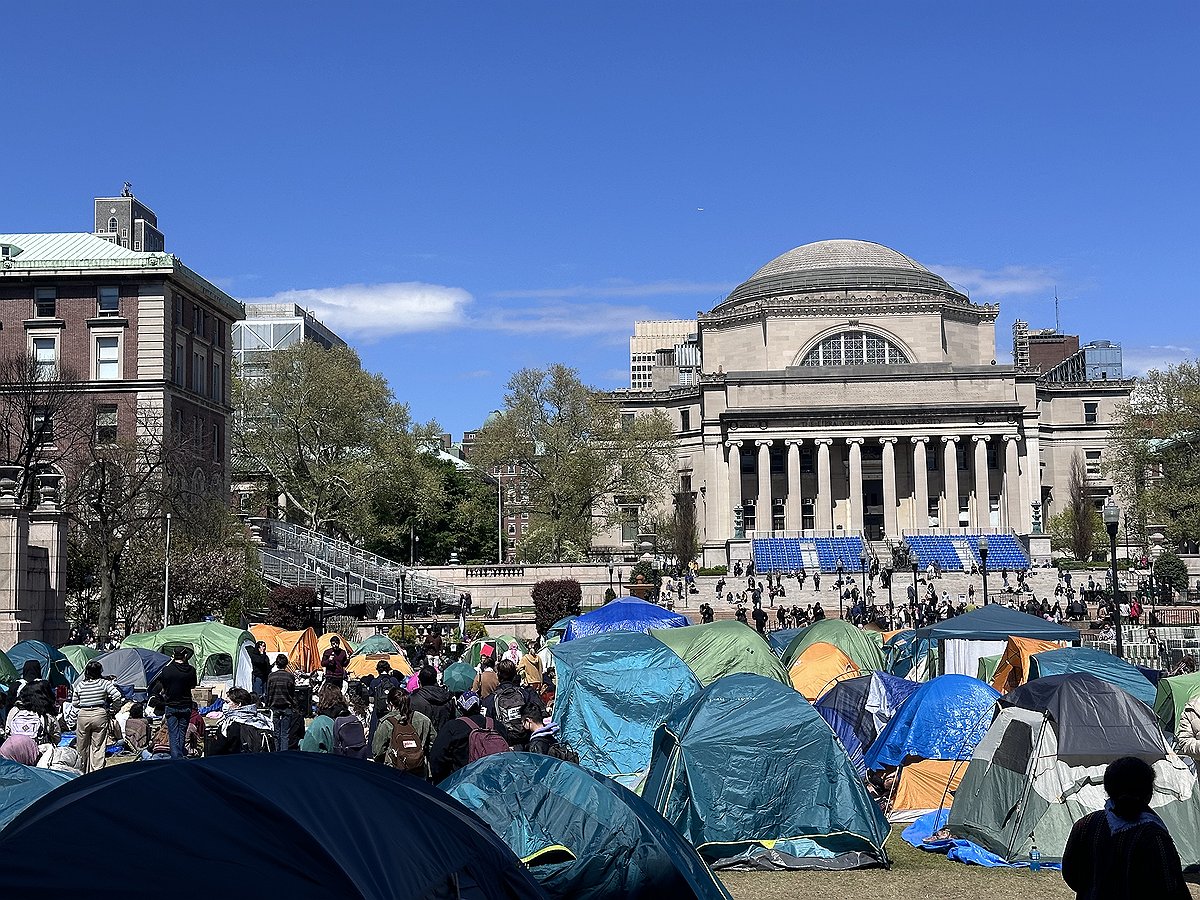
[94,404,119,445]
[97,285,120,316]
[30,334,57,380]
[94,334,121,380]
[34,286,57,319]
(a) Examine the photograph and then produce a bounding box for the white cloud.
[245,282,471,340]
[475,300,670,340]
[1122,344,1194,375]
[932,264,1056,299]
[494,279,732,300]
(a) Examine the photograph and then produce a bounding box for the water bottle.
[1029,843,1041,873]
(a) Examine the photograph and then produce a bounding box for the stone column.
[815,439,833,531]
[880,437,898,537]
[785,439,803,532]
[973,436,990,528]
[726,441,743,532]
[847,438,864,533]
[755,440,773,534]
[1004,435,1022,529]
[911,436,929,530]
[942,437,960,528]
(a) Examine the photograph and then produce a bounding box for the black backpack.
[373,674,400,718]
[491,683,526,744]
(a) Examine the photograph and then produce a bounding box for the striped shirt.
[71,677,125,709]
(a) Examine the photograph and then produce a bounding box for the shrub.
[532,578,583,635]
[603,587,617,603]
[388,624,419,645]
[696,565,727,576]
[265,585,316,629]
[1154,550,1189,592]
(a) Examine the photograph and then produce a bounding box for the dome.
[714,239,961,311]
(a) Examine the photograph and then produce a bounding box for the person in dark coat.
[409,666,454,738]
[246,641,272,700]
[320,637,349,687]
[1062,756,1190,900]
[429,691,492,782]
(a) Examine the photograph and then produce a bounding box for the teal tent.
[0,759,75,831]
[552,632,702,782]
[7,641,76,688]
[353,634,400,656]
[1156,672,1200,733]
[1028,647,1156,708]
[442,753,733,900]
[643,673,890,870]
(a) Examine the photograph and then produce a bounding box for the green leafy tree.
[470,365,674,561]
[531,578,583,635]
[1154,549,1189,593]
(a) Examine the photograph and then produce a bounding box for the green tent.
[642,673,890,870]
[782,620,884,674]
[544,617,575,648]
[123,622,255,689]
[59,645,101,675]
[353,633,400,656]
[1155,672,1200,734]
[976,654,1001,684]
[650,620,790,687]
[464,635,527,668]
[0,648,16,686]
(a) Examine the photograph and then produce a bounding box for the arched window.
[800,330,910,367]
[108,217,118,233]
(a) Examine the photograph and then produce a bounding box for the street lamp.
[912,559,919,610]
[1103,498,1123,659]
[979,534,989,607]
[607,561,614,599]
[163,512,172,628]
[859,552,868,620]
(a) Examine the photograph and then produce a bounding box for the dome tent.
[561,598,687,642]
[122,622,255,689]
[1155,672,1200,733]
[58,644,100,676]
[0,759,75,831]
[915,606,1078,678]
[781,620,884,699]
[92,647,171,702]
[0,754,547,899]
[1027,646,1157,708]
[814,671,921,777]
[463,634,527,667]
[642,673,889,870]
[651,620,790,687]
[7,640,76,688]
[354,633,400,656]
[442,753,733,900]
[552,631,701,783]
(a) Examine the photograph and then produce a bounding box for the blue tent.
[561,597,688,642]
[442,753,732,900]
[767,627,804,657]
[915,605,1079,643]
[93,647,171,702]
[552,632,702,781]
[1028,647,1157,708]
[0,754,547,899]
[815,672,921,777]
[6,640,76,688]
[865,674,1000,770]
[642,674,890,870]
[882,630,933,680]
[0,760,75,831]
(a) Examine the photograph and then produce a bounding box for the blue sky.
[3,3,1196,436]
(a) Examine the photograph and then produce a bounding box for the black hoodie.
[410,684,454,734]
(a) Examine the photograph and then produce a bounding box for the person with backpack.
[409,666,454,738]
[300,715,337,753]
[15,661,55,717]
[1,686,60,765]
[429,691,508,782]
[372,688,432,778]
[264,654,296,753]
[333,702,369,760]
[520,702,576,762]
[368,659,402,745]
[483,660,546,748]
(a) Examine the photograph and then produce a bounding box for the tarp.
[903,809,1060,869]
[464,635,527,667]
[0,648,16,686]
[0,759,75,831]
[553,632,701,780]
[0,754,548,899]
[252,625,323,672]
[915,605,1079,642]
[1155,672,1200,733]
[354,633,400,656]
[545,617,575,647]
[122,622,256,689]
[1027,647,1157,708]
[642,674,890,871]
[562,598,688,642]
[815,672,921,761]
[990,636,1065,694]
[346,653,413,679]
[651,620,790,687]
[781,620,884,674]
[767,628,804,657]
[93,648,171,702]
[6,640,76,688]
[787,643,859,701]
[866,675,1000,770]
[443,753,733,900]
[1002,673,1167,765]
[58,645,100,675]
[443,662,478,694]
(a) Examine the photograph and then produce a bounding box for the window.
[680,473,692,493]
[95,404,118,445]
[680,409,690,432]
[508,524,516,536]
[174,296,183,326]
[743,502,756,533]
[801,499,815,530]
[801,447,814,473]
[98,286,120,316]
[800,330,909,367]
[1084,402,1098,425]
[32,408,53,444]
[32,336,56,379]
[211,359,223,402]
[1085,450,1102,478]
[107,216,118,233]
[621,509,639,543]
[96,336,120,379]
[212,423,222,461]
[34,287,56,318]
[192,351,206,393]
[174,341,186,385]
[928,498,940,528]
[927,448,939,471]
[772,498,786,531]
[521,511,529,520]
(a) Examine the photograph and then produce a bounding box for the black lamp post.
[1103,499,1123,658]
[912,559,919,608]
[399,570,407,639]
[607,562,614,600]
[979,534,989,606]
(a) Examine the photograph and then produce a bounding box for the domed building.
[611,239,1130,569]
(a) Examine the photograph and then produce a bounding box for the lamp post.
[1103,498,1123,659]
[912,559,919,610]
[399,570,406,639]
[859,552,868,620]
[163,511,172,628]
[607,562,614,600]
[979,534,989,607]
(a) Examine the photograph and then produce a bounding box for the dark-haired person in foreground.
[147,647,197,760]
[1061,756,1190,900]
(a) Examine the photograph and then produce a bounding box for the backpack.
[547,741,580,765]
[384,714,426,773]
[373,674,400,718]
[8,709,43,741]
[491,684,526,744]
[333,715,368,759]
[464,716,510,763]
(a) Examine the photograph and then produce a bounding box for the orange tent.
[250,625,321,673]
[991,635,1066,694]
[787,643,859,700]
[250,624,283,647]
[317,632,357,657]
[347,653,413,679]
[890,758,967,818]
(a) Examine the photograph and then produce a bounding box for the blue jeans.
[165,705,191,760]
[273,711,293,752]
[253,676,267,700]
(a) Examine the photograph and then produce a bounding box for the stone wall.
[416,562,626,612]
[0,469,68,650]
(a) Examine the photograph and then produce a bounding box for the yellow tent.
[347,653,413,679]
[991,635,1066,694]
[787,642,859,700]
[250,625,322,673]
[317,632,357,657]
[890,758,966,818]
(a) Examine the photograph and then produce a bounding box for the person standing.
[265,654,297,752]
[246,641,272,700]
[71,660,126,773]
[320,637,349,688]
[519,643,544,696]
[147,647,197,760]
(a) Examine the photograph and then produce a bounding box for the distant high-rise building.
[93,184,165,253]
[629,320,695,391]
[232,303,347,378]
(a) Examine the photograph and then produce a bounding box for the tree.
[531,578,582,635]
[1108,361,1200,547]
[652,491,699,567]
[470,365,675,561]
[1053,450,1103,562]
[265,585,317,630]
[1154,550,1189,593]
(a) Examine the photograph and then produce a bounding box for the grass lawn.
[718,825,1169,900]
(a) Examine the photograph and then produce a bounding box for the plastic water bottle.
[1029,844,1041,873]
